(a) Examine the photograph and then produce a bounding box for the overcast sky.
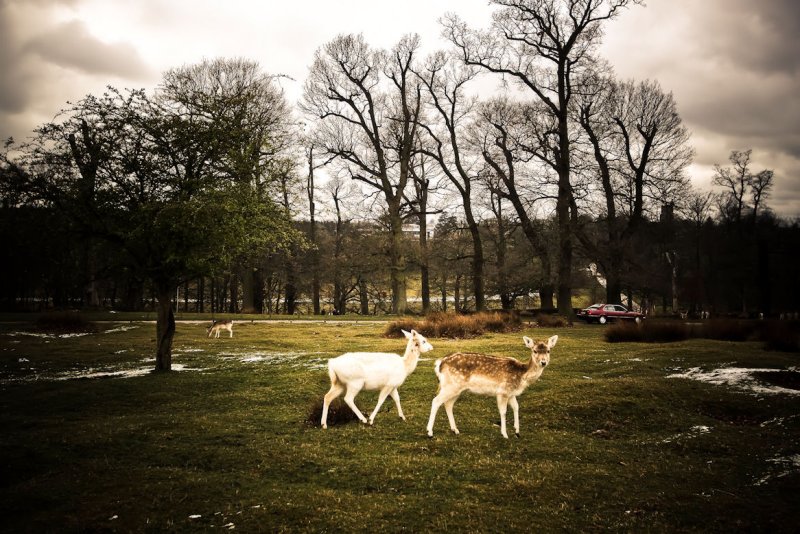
[1,0,798,218]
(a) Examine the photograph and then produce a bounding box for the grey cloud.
[704,0,800,74]
[24,19,153,79]
[603,0,800,217]
[0,9,27,113]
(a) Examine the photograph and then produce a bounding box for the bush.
[383,318,421,339]
[534,314,571,328]
[604,318,798,351]
[605,320,688,343]
[701,319,759,342]
[35,311,97,333]
[761,321,800,353]
[384,311,521,339]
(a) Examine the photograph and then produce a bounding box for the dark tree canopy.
[11,59,298,370]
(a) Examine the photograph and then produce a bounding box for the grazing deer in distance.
[321,329,433,429]
[207,320,234,338]
[426,335,557,439]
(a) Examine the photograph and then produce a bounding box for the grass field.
[1,318,798,532]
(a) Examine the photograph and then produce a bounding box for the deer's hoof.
[515,432,520,438]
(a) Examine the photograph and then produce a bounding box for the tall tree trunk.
[454,275,461,313]
[358,277,369,315]
[539,284,554,311]
[757,237,770,315]
[83,240,100,308]
[284,256,297,315]
[197,277,204,313]
[155,285,176,372]
[240,268,257,314]
[307,147,322,315]
[417,196,431,315]
[605,254,623,305]
[466,214,486,312]
[253,269,264,314]
[388,206,407,314]
[210,277,216,314]
[440,274,448,312]
[311,252,321,315]
[228,274,237,314]
[492,199,512,310]
[556,142,573,316]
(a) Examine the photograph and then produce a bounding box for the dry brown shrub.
[605,320,688,343]
[384,311,520,339]
[534,314,571,328]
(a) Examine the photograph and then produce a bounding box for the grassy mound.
[306,397,362,427]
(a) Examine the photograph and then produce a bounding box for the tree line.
[2,0,799,370]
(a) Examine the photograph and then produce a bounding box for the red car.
[577,303,645,324]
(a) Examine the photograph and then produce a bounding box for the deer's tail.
[327,360,340,387]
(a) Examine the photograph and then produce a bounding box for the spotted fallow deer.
[426,335,557,439]
[207,320,233,338]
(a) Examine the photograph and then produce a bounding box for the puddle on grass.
[760,414,800,428]
[754,454,800,486]
[0,363,208,384]
[667,367,800,396]
[1,347,326,384]
[101,325,141,334]
[2,330,326,383]
[661,425,712,444]
[5,324,141,339]
[16,363,207,382]
[218,350,327,370]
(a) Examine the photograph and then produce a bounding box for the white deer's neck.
[402,342,420,374]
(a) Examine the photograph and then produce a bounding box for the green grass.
[1,320,798,532]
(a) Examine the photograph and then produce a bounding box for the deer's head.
[403,329,434,354]
[523,335,557,368]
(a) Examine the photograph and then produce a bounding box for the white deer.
[321,329,433,429]
[426,335,557,439]
[207,320,233,338]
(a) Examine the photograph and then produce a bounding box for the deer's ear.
[402,329,412,339]
[547,335,559,349]
[523,336,535,348]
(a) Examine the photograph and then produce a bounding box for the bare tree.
[406,150,445,314]
[611,79,693,227]
[575,73,693,303]
[302,34,423,314]
[415,51,489,310]
[474,96,556,309]
[443,0,643,315]
[713,149,754,224]
[750,169,774,223]
[304,138,335,314]
[272,157,304,314]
